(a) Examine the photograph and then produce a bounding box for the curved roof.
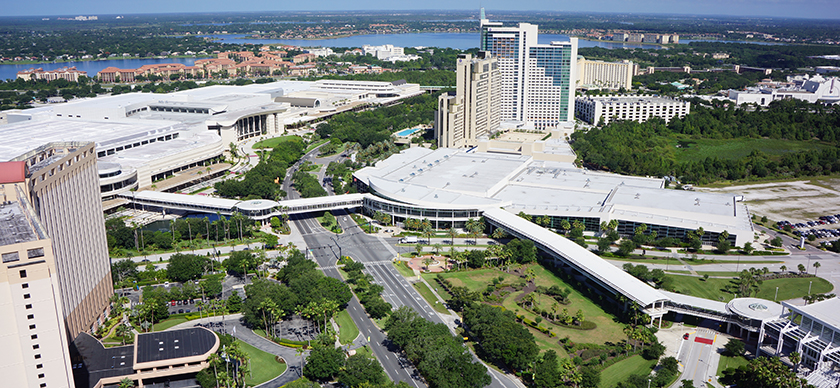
[235,199,280,211]
[727,298,784,321]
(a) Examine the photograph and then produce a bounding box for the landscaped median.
[238,339,288,386]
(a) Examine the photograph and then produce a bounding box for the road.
[676,329,720,388]
[282,142,339,200]
[291,210,522,388]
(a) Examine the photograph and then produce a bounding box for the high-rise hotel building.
[479,13,577,129]
[436,52,501,148]
[0,141,114,387]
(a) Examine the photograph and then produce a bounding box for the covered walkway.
[120,191,364,222]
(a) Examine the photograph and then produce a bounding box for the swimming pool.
[395,127,422,137]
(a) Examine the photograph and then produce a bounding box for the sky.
[3,0,840,20]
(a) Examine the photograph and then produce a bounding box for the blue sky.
[4,0,840,19]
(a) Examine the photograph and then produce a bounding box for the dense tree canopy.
[462,303,539,371]
[385,306,491,388]
[572,100,840,184]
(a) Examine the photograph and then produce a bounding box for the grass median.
[238,339,287,386]
[336,309,359,345]
[413,281,450,315]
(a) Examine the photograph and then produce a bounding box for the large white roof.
[786,298,840,331]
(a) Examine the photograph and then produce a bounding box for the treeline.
[315,93,439,148]
[242,250,352,333]
[384,306,491,388]
[580,41,840,71]
[305,69,456,86]
[105,215,255,255]
[292,169,327,198]
[571,99,840,184]
[215,137,305,199]
[634,71,767,95]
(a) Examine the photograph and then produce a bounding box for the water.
[681,39,784,46]
[0,57,212,82]
[199,32,666,50]
[395,127,422,137]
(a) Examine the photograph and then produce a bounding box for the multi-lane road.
[676,329,720,388]
[291,210,522,388]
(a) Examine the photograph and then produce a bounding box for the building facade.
[576,58,635,90]
[17,67,88,83]
[0,162,77,388]
[435,52,501,148]
[575,96,691,125]
[480,17,577,129]
[9,143,114,339]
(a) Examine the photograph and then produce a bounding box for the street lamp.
[647,378,651,388]
[775,286,779,301]
[809,281,813,295]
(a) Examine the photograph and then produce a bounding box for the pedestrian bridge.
[119,191,365,222]
[120,190,781,330]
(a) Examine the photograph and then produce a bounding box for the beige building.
[575,96,691,125]
[435,52,501,148]
[0,161,76,388]
[17,67,88,83]
[576,57,635,90]
[4,143,113,339]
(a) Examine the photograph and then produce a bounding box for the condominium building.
[480,14,577,129]
[435,52,501,148]
[0,162,77,388]
[576,57,635,90]
[17,67,88,83]
[575,96,691,125]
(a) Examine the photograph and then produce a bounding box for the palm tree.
[447,227,458,246]
[780,265,787,273]
[814,262,821,276]
[790,351,801,374]
[433,243,443,255]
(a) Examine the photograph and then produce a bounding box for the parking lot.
[701,178,840,224]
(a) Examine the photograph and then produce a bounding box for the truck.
[400,236,418,244]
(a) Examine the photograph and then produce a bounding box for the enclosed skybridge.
[119,191,364,223]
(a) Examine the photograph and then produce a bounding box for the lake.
[0,57,212,82]
[199,32,666,50]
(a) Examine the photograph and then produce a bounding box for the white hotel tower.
[479,9,577,129]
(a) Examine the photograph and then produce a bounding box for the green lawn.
[599,355,656,388]
[666,274,833,302]
[667,271,744,277]
[336,310,359,345]
[673,138,834,163]
[608,256,782,266]
[253,135,299,149]
[392,261,417,278]
[427,265,627,351]
[153,316,189,331]
[413,281,450,315]
[238,339,287,386]
[716,354,749,376]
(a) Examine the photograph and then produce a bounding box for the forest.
[214,136,305,200]
[315,92,440,148]
[571,99,840,184]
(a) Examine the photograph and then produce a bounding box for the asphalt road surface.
[292,210,522,388]
[677,329,719,388]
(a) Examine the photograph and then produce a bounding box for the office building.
[576,57,635,90]
[436,52,501,148]
[575,96,691,125]
[480,13,577,129]
[362,44,405,60]
[727,75,840,106]
[0,161,77,388]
